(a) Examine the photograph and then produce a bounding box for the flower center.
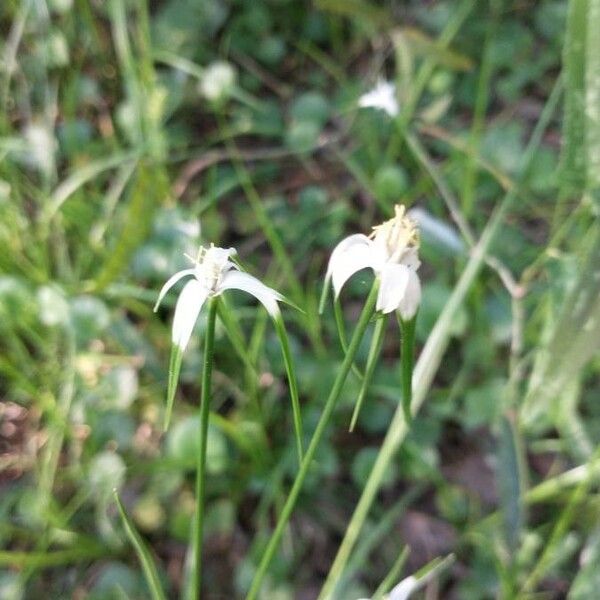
[370,204,419,262]
[186,244,234,293]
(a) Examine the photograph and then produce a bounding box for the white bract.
[357,575,418,600]
[154,244,282,351]
[325,205,421,320]
[358,79,399,117]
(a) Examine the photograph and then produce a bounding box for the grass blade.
[114,491,166,600]
[273,313,304,464]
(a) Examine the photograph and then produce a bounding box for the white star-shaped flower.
[325,205,421,320]
[358,79,400,117]
[154,244,282,351]
[154,244,284,429]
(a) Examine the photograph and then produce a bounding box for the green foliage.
[0,0,598,598]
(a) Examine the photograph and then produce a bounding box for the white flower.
[199,61,237,103]
[154,244,282,351]
[325,205,421,320]
[358,79,399,117]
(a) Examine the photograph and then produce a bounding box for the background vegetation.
[1,0,599,598]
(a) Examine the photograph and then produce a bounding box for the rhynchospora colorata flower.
[154,244,285,430]
[154,243,301,598]
[325,204,421,320]
[154,244,282,351]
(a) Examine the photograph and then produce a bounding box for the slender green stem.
[400,315,417,425]
[319,79,562,600]
[190,297,218,600]
[273,313,304,465]
[245,283,379,600]
[115,491,167,600]
[349,314,386,431]
[334,296,365,381]
[372,546,409,600]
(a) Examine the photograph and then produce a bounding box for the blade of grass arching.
[461,0,500,217]
[273,314,304,465]
[89,160,138,250]
[318,78,562,600]
[349,315,386,431]
[114,492,167,600]
[217,121,324,356]
[335,487,424,596]
[496,414,527,590]
[371,546,409,600]
[43,151,139,222]
[334,297,365,381]
[94,162,168,291]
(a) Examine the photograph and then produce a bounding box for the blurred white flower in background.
[199,61,237,104]
[154,244,282,351]
[358,79,399,117]
[325,205,421,320]
[24,123,56,179]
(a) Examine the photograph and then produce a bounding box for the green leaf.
[95,163,168,291]
[273,313,304,465]
[164,343,183,431]
[560,0,588,195]
[560,0,600,195]
[114,491,167,600]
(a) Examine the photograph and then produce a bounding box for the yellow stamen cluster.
[369,205,419,259]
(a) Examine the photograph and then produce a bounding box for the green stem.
[349,315,386,432]
[245,283,379,600]
[190,297,218,600]
[400,315,417,425]
[334,296,365,381]
[273,313,304,465]
[318,77,562,600]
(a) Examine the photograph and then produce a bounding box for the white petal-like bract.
[398,269,421,320]
[219,270,283,317]
[377,263,410,314]
[171,279,208,350]
[153,268,196,312]
[326,234,379,298]
[389,575,418,600]
[324,205,422,317]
